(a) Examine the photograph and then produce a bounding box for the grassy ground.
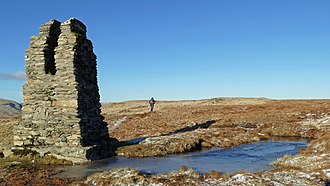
[102,98,330,141]
[0,97,329,185]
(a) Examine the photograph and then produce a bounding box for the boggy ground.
[1,97,330,185]
[103,98,330,157]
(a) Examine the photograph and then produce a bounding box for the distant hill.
[0,98,22,118]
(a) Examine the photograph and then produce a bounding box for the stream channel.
[56,137,308,178]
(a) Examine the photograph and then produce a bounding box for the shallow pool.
[56,137,308,178]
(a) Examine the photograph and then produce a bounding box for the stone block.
[52,100,78,108]
[23,140,33,146]
[13,141,24,146]
[13,136,21,141]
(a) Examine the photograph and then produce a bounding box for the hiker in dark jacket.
[149,97,155,112]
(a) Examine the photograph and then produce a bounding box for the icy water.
[56,138,308,178]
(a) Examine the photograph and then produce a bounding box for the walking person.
[149,97,155,112]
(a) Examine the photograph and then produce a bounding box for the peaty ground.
[1,97,330,185]
[103,98,330,141]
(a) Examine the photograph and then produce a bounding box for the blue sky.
[0,0,330,102]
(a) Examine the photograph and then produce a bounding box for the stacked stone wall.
[14,18,110,159]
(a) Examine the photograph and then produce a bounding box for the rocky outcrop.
[13,18,112,161]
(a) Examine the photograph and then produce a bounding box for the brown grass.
[103,99,330,141]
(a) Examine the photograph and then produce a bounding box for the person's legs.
[150,104,154,112]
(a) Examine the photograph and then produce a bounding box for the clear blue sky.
[0,0,329,102]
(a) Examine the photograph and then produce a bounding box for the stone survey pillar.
[14,18,111,160]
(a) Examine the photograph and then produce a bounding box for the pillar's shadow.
[86,119,217,161]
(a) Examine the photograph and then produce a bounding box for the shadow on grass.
[87,119,216,161]
[116,120,216,147]
[163,120,216,136]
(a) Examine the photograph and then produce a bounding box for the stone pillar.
[14,18,112,160]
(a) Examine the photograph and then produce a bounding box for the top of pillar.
[39,19,61,33]
[62,18,87,36]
